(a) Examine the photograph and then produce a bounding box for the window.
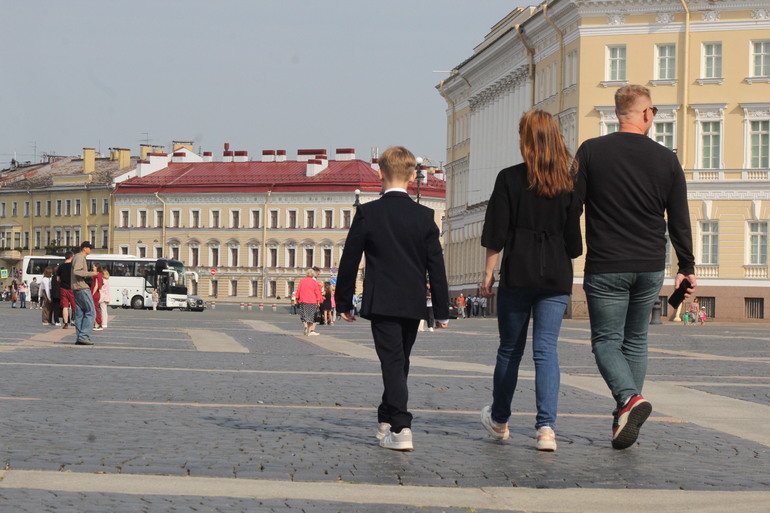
[287,280,295,298]
[745,298,764,319]
[231,210,240,229]
[269,247,278,267]
[324,209,333,229]
[700,221,719,265]
[89,228,96,244]
[34,201,41,217]
[565,49,578,88]
[90,198,97,215]
[251,209,261,228]
[211,247,219,267]
[211,210,220,228]
[55,200,62,216]
[74,199,81,216]
[230,247,239,267]
[752,40,770,78]
[210,279,218,297]
[288,210,297,229]
[23,201,30,217]
[323,248,332,268]
[604,122,619,135]
[190,281,198,296]
[0,202,5,217]
[34,230,41,249]
[342,210,352,229]
[64,228,71,245]
[46,200,51,216]
[306,210,315,229]
[138,210,147,228]
[191,247,199,267]
[120,245,129,255]
[749,221,768,266]
[750,120,769,169]
[102,198,109,214]
[121,210,129,228]
[268,280,277,298]
[607,45,626,81]
[251,280,259,297]
[65,200,71,216]
[656,44,676,80]
[102,228,108,248]
[11,202,17,217]
[251,247,259,267]
[156,209,164,228]
[700,296,715,319]
[305,248,314,268]
[138,246,147,258]
[171,246,179,260]
[654,122,675,150]
[191,210,200,228]
[230,280,238,297]
[700,121,721,168]
[73,227,80,246]
[155,246,163,258]
[287,247,296,268]
[270,209,278,229]
[702,42,722,79]
[171,210,180,228]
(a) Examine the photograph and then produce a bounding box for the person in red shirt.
[296,269,323,336]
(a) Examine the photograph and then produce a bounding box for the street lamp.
[353,189,361,207]
[415,157,424,204]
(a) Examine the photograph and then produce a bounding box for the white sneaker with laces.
[536,426,557,451]
[480,405,509,440]
[376,422,391,441]
[379,428,413,451]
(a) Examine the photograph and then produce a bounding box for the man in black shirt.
[57,251,75,328]
[575,85,696,450]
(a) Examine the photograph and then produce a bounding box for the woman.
[91,263,105,330]
[479,110,583,452]
[296,269,323,336]
[19,281,28,308]
[50,265,62,325]
[40,268,53,325]
[99,268,111,328]
[320,282,333,326]
[10,280,18,308]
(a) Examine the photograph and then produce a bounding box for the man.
[57,251,75,327]
[575,85,696,449]
[71,241,98,345]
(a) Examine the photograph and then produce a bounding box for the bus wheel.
[131,296,145,309]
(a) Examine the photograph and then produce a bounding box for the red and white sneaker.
[612,394,652,449]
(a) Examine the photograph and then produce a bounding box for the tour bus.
[21,254,204,311]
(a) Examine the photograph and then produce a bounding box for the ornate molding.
[701,10,720,22]
[656,12,674,24]
[607,13,625,25]
[739,103,770,119]
[752,9,768,20]
[469,67,529,111]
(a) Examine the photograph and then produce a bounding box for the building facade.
[112,147,446,302]
[438,0,770,320]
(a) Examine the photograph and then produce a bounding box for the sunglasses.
[646,106,659,116]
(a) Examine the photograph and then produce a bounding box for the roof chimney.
[306,159,327,177]
[276,150,287,162]
[370,158,379,171]
[140,144,152,160]
[335,148,355,161]
[233,150,249,162]
[202,151,213,162]
[262,150,276,163]
[116,148,131,170]
[223,150,233,163]
[83,148,95,174]
[297,148,327,162]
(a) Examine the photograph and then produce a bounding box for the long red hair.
[518,110,574,198]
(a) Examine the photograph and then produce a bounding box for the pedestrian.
[91,263,105,330]
[29,278,40,309]
[122,288,130,309]
[289,292,297,315]
[19,280,28,308]
[479,109,583,452]
[40,269,53,325]
[71,241,98,345]
[50,264,62,325]
[57,251,75,328]
[699,307,707,325]
[98,269,110,328]
[296,269,323,336]
[472,295,479,317]
[335,146,449,452]
[479,295,487,317]
[457,294,466,319]
[465,295,473,319]
[574,85,696,449]
[152,288,159,311]
[10,280,18,308]
[320,282,334,326]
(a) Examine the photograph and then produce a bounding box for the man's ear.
[408,171,417,184]
[377,169,383,181]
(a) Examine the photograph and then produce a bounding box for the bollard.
[271,304,277,311]
[247,303,252,311]
[240,303,245,310]
[259,304,264,311]
[211,301,216,310]
[650,299,662,325]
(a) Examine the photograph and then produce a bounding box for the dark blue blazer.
[335,191,449,321]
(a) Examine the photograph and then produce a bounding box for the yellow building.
[112,147,446,302]
[438,0,770,320]
[0,148,135,287]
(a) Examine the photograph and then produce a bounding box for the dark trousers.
[370,315,420,433]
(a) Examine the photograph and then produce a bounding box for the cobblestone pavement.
[0,303,768,512]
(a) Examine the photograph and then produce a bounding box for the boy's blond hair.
[378,146,416,182]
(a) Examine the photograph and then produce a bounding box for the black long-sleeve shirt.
[481,163,583,295]
[574,132,694,275]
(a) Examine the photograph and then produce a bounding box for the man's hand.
[675,272,697,299]
[340,312,356,322]
[480,273,495,298]
[435,321,448,329]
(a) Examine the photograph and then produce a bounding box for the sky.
[1,0,531,168]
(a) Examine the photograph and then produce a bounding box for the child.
[699,307,707,325]
[335,146,449,451]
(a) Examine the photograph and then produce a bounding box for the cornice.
[469,66,530,112]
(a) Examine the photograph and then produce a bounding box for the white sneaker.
[376,422,391,440]
[379,428,413,451]
[536,426,557,451]
[480,405,509,440]
[307,331,319,336]
[428,327,434,332]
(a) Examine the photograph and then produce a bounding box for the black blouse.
[481,163,582,294]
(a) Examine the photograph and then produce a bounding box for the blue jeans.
[73,288,96,342]
[491,286,569,430]
[583,271,664,407]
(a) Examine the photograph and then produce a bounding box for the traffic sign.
[210,269,217,276]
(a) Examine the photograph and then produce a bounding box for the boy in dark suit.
[335,146,449,451]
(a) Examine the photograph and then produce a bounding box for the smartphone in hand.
[667,279,692,308]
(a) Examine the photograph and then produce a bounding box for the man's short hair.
[64,251,74,259]
[615,84,651,116]
[379,146,416,182]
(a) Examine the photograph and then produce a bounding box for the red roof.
[113,159,447,197]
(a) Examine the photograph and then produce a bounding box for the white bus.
[21,254,204,311]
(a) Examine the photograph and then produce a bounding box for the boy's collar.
[383,187,408,194]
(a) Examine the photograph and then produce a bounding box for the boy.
[335,146,449,451]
